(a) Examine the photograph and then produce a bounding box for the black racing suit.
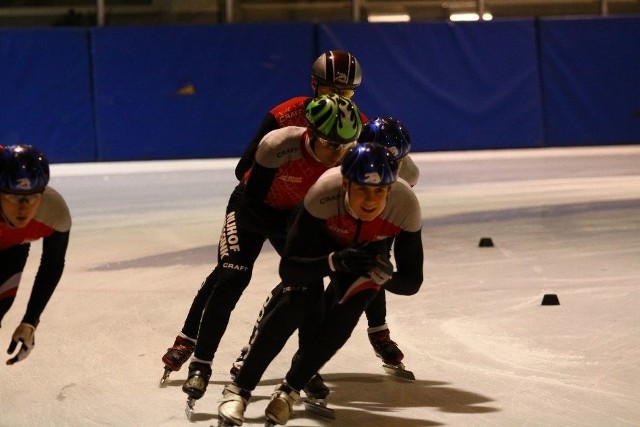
[191,127,337,364]
[233,170,424,393]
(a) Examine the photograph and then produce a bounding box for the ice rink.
[1,145,639,427]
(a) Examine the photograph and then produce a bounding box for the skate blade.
[185,397,196,420]
[159,368,171,387]
[383,363,415,381]
[302,397,335,419]
[217,415,241,427]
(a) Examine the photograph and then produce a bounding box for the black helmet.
[0,144,50,195]
[311,50,362,90]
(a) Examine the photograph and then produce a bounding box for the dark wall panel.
[91,24,315,161]
[0,28,96,162]
[317,21,545,151]
[539,17,640,145]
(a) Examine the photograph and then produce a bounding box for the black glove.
[329,247,377,275]
[6,323,35,365]
[369,255,394,285]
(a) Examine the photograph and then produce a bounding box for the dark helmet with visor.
[311,50,362,90]
[0,144,50,195]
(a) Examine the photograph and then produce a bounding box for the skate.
[382,362,415,380]
[368,327,415,381]
[182,361,212,420]
[160,335,195,386]
[301,373,334,419]
[217,383,251,426]
[229,346,248,381]
[264,382,300,426]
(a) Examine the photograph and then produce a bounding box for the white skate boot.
[265,382,300,426]
[217,383,251,426]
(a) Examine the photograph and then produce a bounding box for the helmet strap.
[343,182,359,220]
[305,131,322,164]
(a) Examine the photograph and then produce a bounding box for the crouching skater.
[217,142,424,426]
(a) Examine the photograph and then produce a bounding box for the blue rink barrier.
[317,20,545,151]
[0,28,96,163]
[91,23,315,161]
[538,16,640,146]
[0,18,638,162]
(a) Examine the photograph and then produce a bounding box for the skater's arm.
[383,230,423,296]
[22,230,69,327]
[236,162,288,240]
[279,208,335,282]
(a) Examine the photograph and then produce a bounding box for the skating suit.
[235,96,369,182]
[192,126,337,362]
[235,96,311,181]
[0,187,71,327]
[233,169,424,392]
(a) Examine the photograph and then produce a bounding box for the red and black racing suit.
[232,169,424,394]
[191,126,337,365]
[234,97,397,336]
[0,187,71,328]
[178,97,312,341]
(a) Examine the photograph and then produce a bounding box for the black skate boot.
[304,373,329,400]
[183,361,212,419]
[160,335,195,386]
[301,374,334,419]
[183,361,212,399]
[368,327,404,365]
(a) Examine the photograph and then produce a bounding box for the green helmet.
[305,94,362,144]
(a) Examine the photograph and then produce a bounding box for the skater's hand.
[329,247,377,275]
[6,323,35,365]
[369,255,394,285]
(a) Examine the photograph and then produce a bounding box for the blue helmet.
[0,144,50,195]
[341,142,399,186]
[358,117,411,160]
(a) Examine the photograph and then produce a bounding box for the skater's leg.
[285,285,379,392]
[0,244,29,325]
[364,289,405,365]
[233,280,324,392]
[230,277,283,379]
[191,225,264,363]
[161,269,218,372]
[364,288,387,328]
[182,267,218,338]
[183,207,265,400]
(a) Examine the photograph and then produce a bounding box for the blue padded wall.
[539,17,640,145]
[2,18,638,163]
[0,28,96,162]
[317,20,545,152]
[91,24,315,161]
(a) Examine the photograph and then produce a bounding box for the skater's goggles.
[316,136,352,152]
[1,192,43,205]
[317,84,356,99]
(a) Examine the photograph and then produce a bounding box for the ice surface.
[1,146,638,426]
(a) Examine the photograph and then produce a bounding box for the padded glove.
[6,323,35,365]
[369,255,394,285]
[329,248,377,275]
